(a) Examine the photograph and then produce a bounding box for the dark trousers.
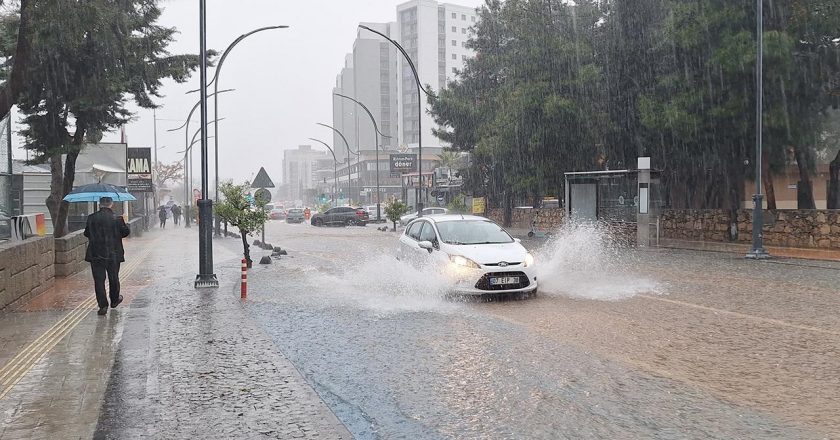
[160,217,166,228]
[91,260,121,308]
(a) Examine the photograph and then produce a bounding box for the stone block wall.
[55,229,88,277]
[661,209,840,249]
[486,207,565,231]
[0,236,55,311]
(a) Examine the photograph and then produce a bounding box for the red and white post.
[240,259,248,299]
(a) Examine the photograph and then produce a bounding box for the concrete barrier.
[0,236,54,311]
[54,229,88,277]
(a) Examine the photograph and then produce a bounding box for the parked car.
[269,208,286,220]
[365,205,385,222]
[310,206,369,227]
[397,215,537,296]
[399,207,448,226]
[285,208,305,224]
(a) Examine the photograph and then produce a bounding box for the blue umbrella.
[63,183,137,203]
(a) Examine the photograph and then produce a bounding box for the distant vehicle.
[365,205,386,222]
[397,215,537,296]
[286,208,305,224]
[399,207,448,226]
[310,207,369,227]
[269,208,286,220]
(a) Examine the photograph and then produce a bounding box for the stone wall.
[661,209,840,249]
[0,236,54,311]
[55,229,88,277]
[486,207,565,230]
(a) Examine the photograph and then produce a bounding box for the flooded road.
[244,220,839,439]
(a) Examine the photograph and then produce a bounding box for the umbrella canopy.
[63,183,137,203]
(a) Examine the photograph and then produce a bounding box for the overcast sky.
[13,0,485,186]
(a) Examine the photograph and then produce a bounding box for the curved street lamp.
[317,122,356,205]
[359,24,435,217]
[334,93,391,222]
[167,88,234,228]
[207,25,288,236]
[308,138,339,207]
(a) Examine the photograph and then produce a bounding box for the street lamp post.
[195,0,217,288]
[747,0,769,259]
[317,123,357,205]
[359,24,434,217]
[308,138,339,207]
[334,93,390,222]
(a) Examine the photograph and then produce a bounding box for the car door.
[416,220,441,265]
[399,221,425,263]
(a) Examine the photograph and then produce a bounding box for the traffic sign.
[251,167,275,188]
[254,188,272,204]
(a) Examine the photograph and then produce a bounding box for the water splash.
[305,254,462,314]
[534,222,660,300]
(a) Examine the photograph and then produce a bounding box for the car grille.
[475,271,530,291]
[484,262,522,267]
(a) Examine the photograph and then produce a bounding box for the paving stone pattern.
[94,244,351,439]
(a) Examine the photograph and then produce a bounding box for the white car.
[399,207,448,226]
[397,215,537,296]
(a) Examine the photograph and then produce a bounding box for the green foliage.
[431,0,840,210]
[446,196,468,214]
[0,0,203,235]
[317,202,331,214]
[215,181,268,235]
[384,200,408,230]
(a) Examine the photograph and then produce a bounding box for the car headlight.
[524,253,535,267]
[449,255,481,269]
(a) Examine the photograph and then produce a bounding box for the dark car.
[0,210,10,240]
[310,206,369,227]
[286,208,305,224]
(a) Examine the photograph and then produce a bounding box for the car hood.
[444,242,528,266]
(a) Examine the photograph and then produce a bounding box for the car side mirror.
[418,241,434,252]
[514,238,522,243]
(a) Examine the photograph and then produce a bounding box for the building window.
[452,53,457,60]
[461,41,466,47]
[451,26,456,32]
[462,28,466,34]
[451,40,456,46]
[452,67,457,74]
[462,55,467,61]
[451,12,456,19]
[462,14,466,20]
[471,16,476,22]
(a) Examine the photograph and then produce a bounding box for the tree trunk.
[761,148,776,210]
[828,150,840,210]
[47,126,86,238]
[503,191,513,227]
[240,232,252,268]
[0,0,32,121]
[793,145,816,210]
[46,156,65,236]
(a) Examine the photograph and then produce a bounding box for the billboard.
[390,153,417,177]
[126,147,152,192]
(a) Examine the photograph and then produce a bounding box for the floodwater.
[241,221,838,439]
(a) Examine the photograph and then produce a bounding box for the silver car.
[399,207,448,226]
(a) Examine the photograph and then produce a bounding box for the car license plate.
[490,276,518,286]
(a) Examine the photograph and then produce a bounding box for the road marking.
[0,240,155,400]
[638,294,840,337]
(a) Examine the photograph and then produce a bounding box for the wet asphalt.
[241,220,840,440]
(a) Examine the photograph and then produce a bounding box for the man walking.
[172,204,182,226]
[84,197,131,315]
[158,205,167,229]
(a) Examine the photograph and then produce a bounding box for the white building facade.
[281,145,330,202]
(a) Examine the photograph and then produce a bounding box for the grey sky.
[12,0,485,188]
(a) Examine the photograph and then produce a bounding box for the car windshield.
[289,209,302,214]
[435,220,513,245]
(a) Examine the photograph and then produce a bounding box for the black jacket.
[84,208,130,263]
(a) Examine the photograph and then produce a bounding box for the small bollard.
[240,258,247,299]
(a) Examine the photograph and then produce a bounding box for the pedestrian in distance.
[158,205,167,228]
[84,197,130,316]
[172,204,182,226]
